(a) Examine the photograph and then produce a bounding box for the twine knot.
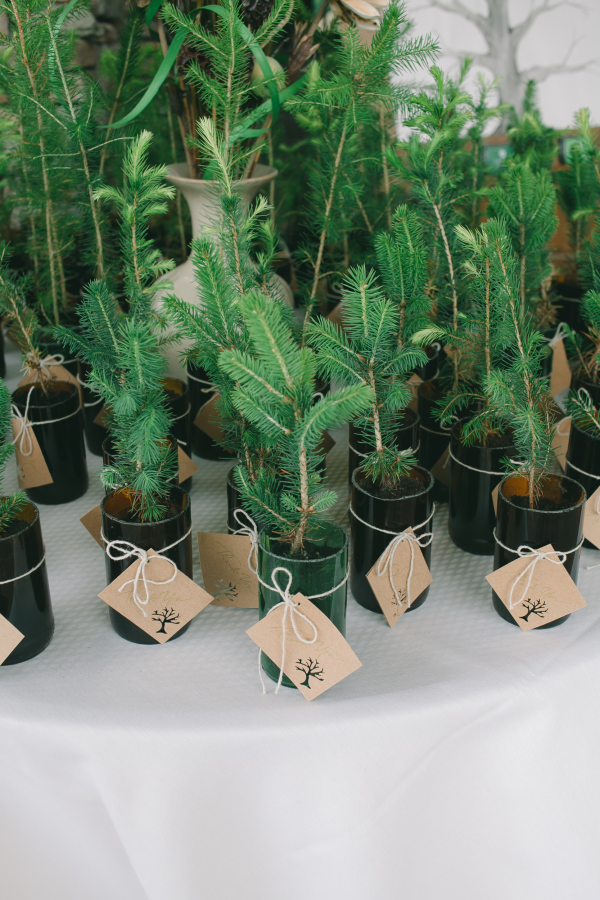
[507,545,567,610]
[376,528,433,611]
[11,385,35,457]
[233,507,259,575]
[103,539,179,616]
[548,322,568,349]
[265,566,318,695]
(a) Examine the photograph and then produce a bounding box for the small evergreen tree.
[219,292,373,555]
[56,132,177,522]
[163,117,290,477]
[478,219,554,507]
[289,2,437,336]
[0,243,49,387]
[0,381,27,536]
[307,264,426,488]
[486,161,558,326]
[374,204,433,347]
[506,81,560,173]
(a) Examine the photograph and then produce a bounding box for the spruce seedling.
[0,243,49,388]
[0,381,27,537]
[307,265,427,489]
[219,293,373,555]
[56,133,177,522]
[478,219,554,508]
[486,161,558,325]
[290,2,437,336]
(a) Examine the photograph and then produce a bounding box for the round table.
[2,342,600,900]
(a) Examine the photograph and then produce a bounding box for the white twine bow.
[23,352,65,383]
[232,509,349,694]
[262,566,318,695]
[102,526,192,615]
[11,385,35,457]
[232,508,259,575]
[493,529,581,610]
[376,527,433,611]
[548,322,568,349]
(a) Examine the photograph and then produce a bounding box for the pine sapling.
[0,381,27,537]
[307,265,426,489]
[56,132,177,521]
[0,243,50,389]
[219,292,373,555]
[480,219,554,508]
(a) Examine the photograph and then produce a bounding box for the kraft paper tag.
[583,487,600,549]
[552,416,571,471]
[194,394,227,444]
[80,504,103,548]
[11,419,53,489]
[246,593,362,700]
[431,445,450,487]
[177,446,198,483]
[98,549,213,642]
[408,373,422,412]
[366,528,432,627]
[0,614,24,664]
[93,404,109,429]
[197,532,258,608]
[18,362,79,392]
[550,338,571,397]
[492,484,499,514]
[486,543,586,631]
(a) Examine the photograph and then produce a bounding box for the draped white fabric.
[2,341,600,900]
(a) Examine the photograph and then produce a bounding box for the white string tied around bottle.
[0,552,46,585]
[447,446,505,477]
[76,372,103,408]
[187,371,218,393]
[11,384,82,458]
[101,525,192,616]
[348,505,434,610]
[232,509,349,695]
[493,529,583,610]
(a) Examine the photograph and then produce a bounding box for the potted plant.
[0,245,88,505]
[484,220,585,627]
[0,381,54,664]
[414,221,517,555]
[219,292,372,685]
[288,2,437,338]
[58,133,192,644]
[307,263,433,614]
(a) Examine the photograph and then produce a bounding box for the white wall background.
[404,0,600,130]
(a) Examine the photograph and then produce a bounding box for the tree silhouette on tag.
[520,598,548,622]
[213,578,239,603]
[152,607,181,634]
[295,658,324,688]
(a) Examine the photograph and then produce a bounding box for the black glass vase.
[348,411,420,488]
[448,422,516,555]
[492,473,585,628]
[571,371,600,408]
[413,342,441,382]
[0,501,54,664]
[257,522,348,688]
[38,331,79,378]
[101,486,193,644]
[12,381,88,505]
[350,466,434,613]
[565,420,600,548]
[163,376,192,491]
[187,362,222,460]
[417,380,449,502]
[77,360,105,457]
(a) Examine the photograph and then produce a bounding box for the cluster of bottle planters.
[0,324,595,672]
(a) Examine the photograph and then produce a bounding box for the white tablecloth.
[2,341,600,900]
